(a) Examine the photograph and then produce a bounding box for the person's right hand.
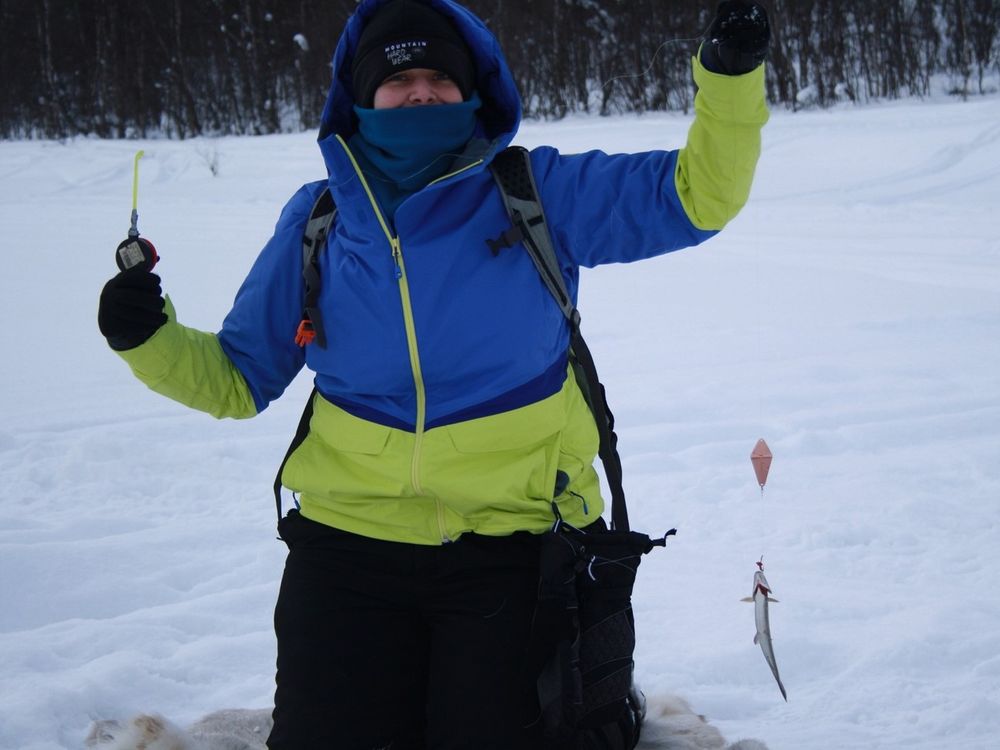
[98,267,168,351]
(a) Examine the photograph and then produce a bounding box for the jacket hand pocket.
[281,396,399,502]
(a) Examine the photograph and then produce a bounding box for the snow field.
[1,93,999,748]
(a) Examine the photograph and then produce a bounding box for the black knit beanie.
[351,0,476,107]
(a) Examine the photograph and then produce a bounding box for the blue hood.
[318,0,522,150]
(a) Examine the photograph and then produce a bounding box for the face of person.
[372,68,463,109]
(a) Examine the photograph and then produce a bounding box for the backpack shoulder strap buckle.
[486,216,526,256]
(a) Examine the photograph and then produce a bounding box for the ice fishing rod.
[115,150,159,272]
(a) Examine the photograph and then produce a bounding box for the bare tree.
[2,0,999,139]
[969,0,1000,92]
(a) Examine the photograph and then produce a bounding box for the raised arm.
[531,0,770,268]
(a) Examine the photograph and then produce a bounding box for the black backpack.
[275,146,674,749]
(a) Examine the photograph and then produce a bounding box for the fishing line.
[598,22,713,93]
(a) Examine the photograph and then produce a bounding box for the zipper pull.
[391,238,403,279]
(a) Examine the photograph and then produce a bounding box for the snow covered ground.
[1,91,999,749]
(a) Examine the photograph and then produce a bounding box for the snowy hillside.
[1,93,999,749]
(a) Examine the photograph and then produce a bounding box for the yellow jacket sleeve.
[675,55,770,231]
[115,296,258,420]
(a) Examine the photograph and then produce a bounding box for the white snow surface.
[2,94,999,749]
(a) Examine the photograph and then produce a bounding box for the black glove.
[98,266,168,351]
[700,1,771,76]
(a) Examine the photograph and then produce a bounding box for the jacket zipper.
[336,136,456,539]
[428,158,483,185]
[388,235,427,498]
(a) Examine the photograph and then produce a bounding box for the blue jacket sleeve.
[217,182,327,412]
[529,145,717,269]
[530,59,768,269]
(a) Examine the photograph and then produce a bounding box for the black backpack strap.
[274,189,334,527]
[295,188,337,349]
[489,146,630,532]
[567,336,629,532]
[489,147,579,328]
[273,388,317,527]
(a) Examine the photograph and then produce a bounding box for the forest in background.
[1,0,997,139]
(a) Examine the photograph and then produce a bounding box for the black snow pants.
[267,509,549,750]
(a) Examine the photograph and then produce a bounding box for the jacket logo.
[385,40,428,67]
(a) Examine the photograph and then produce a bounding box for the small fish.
[741,559,788,701]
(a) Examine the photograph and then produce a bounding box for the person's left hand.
[700,1,771,76]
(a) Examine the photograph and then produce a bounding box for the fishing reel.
[115,234,158,272]
[115,150,159,272]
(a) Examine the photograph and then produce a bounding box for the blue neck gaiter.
[349,93,482,219]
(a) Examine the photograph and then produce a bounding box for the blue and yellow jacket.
[116,0,769,544]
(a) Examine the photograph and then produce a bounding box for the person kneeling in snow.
[98,1,770,747]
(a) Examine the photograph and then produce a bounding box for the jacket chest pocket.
[423,393,568,512]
